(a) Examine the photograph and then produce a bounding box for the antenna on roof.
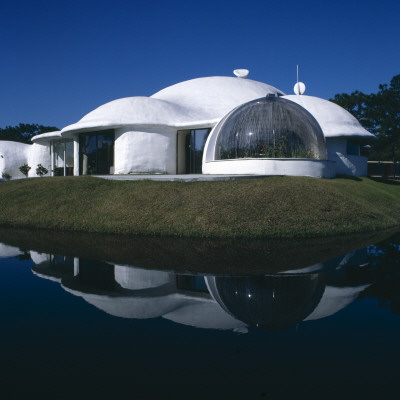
[293,64,306,95]
[233,69,249,79]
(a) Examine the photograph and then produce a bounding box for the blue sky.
[1,0,399,129]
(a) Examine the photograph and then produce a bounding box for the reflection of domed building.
[26,243,377,332]
[1,71,375,179]
[305,249,372,321]
[0,243,22,259]
[31,256,246,330]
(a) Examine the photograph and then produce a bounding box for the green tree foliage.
[36,164,48,177]
[19,164,31,178]
[331,74,400,161]
[1,172,11,180]
[0,123,58,144]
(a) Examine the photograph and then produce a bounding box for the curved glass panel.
[214,274,326,331]
[214,97,326,160]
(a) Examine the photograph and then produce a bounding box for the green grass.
[0,175,399,239]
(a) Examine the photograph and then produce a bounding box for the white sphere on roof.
[294,82,306,95]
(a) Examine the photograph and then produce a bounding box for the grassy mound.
[0,175,399,238]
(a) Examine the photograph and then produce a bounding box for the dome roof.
[61,77,285,135]
[212,96,327,161]
[62,97,205,134]
[151,76,285,122]
[283,95,376,141]
[31,130,61,143]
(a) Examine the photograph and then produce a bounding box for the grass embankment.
[0,176,399,239]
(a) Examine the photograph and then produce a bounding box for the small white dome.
[283,95,375,141]
[61,97,204,134]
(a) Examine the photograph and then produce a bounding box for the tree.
[1,172,11,180]
[368,75,400,161]
[36,164,48,177]
[19,164,31,178]
[0,123,59,144]
[330,90,374,131]
[331,74,400,162]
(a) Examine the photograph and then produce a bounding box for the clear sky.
[1,0,399,129]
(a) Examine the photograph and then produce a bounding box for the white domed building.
[2,71,375,179]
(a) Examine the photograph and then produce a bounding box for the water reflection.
[22,240,398,332]
[1,229,400,332]
[2,233,400,396]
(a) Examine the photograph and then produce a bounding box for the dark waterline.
[1,229,400,398]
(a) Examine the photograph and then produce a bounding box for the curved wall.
[114,126,177,174]
[27,143,51,177]
[203,159,336,178]
[0,141,31,178]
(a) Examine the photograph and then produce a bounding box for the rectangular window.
[347,141,360,156]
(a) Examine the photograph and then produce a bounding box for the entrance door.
[177,129,210,174]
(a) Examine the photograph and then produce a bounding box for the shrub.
[1,172,11,180]
[36,164,48,177]
[19,163,31,178]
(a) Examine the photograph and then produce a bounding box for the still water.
[1,229,400,398]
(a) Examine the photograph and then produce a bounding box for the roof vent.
[233,69,249,79]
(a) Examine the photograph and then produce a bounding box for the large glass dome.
[214,96,327,160]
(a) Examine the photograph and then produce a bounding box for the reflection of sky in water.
[1,233,400,395]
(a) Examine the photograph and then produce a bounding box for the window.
[79,130,114,175]
[214,97,326,160]
[347,141,360,156]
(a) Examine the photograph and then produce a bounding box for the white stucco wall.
[114,126,177,174]
[203,159,336,178]
[335,154,368,176]
[27,143,51,177]
[30,251,50,265]
[326,137,347,158]
[326,138,367,176]
[0,141,31,179]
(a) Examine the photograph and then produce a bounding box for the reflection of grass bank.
[0,176,399,239]
[0,227,396,274]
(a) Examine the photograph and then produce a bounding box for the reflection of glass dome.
[214,96,326,160]
[212,274,326,331]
